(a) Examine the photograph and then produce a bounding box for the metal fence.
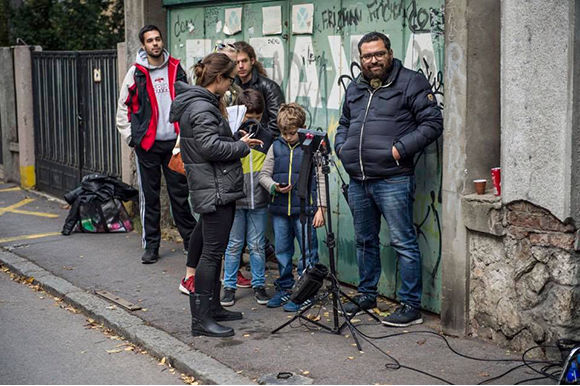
[32,50,120,197]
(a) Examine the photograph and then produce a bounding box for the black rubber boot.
[189,293,234,337]
[211,281,243,321]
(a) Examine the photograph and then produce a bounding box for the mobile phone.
[278,183,289,188]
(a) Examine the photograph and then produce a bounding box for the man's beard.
[147,49,163,58]
[362,61,391,82]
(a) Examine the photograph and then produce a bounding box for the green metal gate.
[165,0,445,313]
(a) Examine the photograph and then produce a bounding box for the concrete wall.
[0,47,18,183]
[570,1,580,226]
[13,46,37,189]
[441,0,501,335]
[502,0,580,223]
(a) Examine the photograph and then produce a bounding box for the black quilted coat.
[169,82,250,214]
[334,58,443,181]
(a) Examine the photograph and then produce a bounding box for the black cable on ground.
[324,272,561,385]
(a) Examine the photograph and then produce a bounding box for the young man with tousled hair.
[234,41,285,137]
[116,24,196,264]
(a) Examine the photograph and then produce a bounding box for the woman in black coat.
[170,53,263,337]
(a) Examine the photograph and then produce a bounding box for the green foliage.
[10,0,124,50]
[0,0,8,46]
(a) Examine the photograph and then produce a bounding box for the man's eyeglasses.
[360,50,388,63]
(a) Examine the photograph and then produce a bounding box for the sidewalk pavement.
[0,181,553,385]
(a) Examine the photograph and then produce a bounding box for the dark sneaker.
[341,294,377,316]
[237,271,252,288]
[220,288,236,307]
[382,304,423,327]
[141,248,159,264]
[254,287,271,305]
[283,297,314,312]
[267,289,292,308]
[179,276,195,295]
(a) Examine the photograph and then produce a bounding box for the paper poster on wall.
[224,7,242,35]
[185,39,212,78]
[262,6,282,35]
[292,4,314,34]
[249,37,285,86]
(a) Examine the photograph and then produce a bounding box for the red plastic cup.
[491,167,501,196]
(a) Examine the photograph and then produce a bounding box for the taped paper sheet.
[262,6,282,35]
[224,8,242,35]
[292,4,314,34]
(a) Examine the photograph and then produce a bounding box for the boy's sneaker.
[254,287,271,305]
[220,288,236,307]
[179,276,195,295]
[382,304,423,327]
[283,297,314,312]
[237,271,252,288]
[341,294,377,316]
[267,289,292,308]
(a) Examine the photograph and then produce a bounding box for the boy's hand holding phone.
[275,183,292,193]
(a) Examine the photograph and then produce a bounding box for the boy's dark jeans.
[271,214,319,291]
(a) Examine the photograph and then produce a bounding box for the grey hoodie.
[135,48,176,142]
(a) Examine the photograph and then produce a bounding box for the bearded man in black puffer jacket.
[334,32,443,327]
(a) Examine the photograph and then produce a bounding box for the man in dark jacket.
[334,32,443,327]
[234,41,285,136]
[116,25,196,264]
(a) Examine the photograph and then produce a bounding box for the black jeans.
[190,202,236,295]
[135,140,197,250]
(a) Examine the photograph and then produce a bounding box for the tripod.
[271,149,380,351]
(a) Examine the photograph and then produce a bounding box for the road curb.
[0,249,254,385]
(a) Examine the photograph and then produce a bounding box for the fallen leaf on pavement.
[303,371,310,375]
[479,372,490,378]
[417,339,426,345]
[373,308,389,317]
[348,357,355,360]
[180,374,196,385]
[106,349,123,354]
[243,334,250,338]
[62,266,74,271]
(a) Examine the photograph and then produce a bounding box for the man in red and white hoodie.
[116,25,196,264]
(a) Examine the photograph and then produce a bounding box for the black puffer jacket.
[334,59,443,181]
[236,67,285,136]
[169,82,250,214]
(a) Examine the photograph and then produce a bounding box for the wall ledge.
[461,193,504,236]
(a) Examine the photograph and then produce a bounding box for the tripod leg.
[343,320,363,351]
[272,315,299,334]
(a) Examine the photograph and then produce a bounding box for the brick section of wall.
[469,200,580,353]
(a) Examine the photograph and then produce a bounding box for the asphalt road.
[0,270,186,385]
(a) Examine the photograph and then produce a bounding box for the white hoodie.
[116,49,182,145]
